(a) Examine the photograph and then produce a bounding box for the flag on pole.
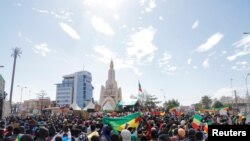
[139,81,142,92]
[102,112,141,131]
[192,114,202,129]
[203,122,211,133]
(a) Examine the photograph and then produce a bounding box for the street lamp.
[245,73,250,112]
[17,85,27,103]
[160,89,167,110]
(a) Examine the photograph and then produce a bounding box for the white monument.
[99,60,122,110]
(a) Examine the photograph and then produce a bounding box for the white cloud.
[192,20,199,29]
[93,45,144,75]
[158,52,172,67]
[193,66,198,69]
[202,58,210,68]
[140,0,156,12]
[114,13,120,20]
[236,61,248,65]
[126,26,157,61]
[196,32,224,52]
[222,50,227,54]
[83,0,122,10]
[33,43,50,56]
[93,45,132,69]
[134,67,143,76]
[232,66,237,70]
[17,32,22,37]
[227,35,250,61]
[227,51,250,61]
[91,16,115,36]
[33,8,73,22]
[59,22,80,40]
[158,52,177,75]
[17,32,33,43]
[188,58,192,65]
[13,3,22,7]
[233,35,250,48]
[232,61,250,71]
[159,16,164,21]
[213,87,233,99]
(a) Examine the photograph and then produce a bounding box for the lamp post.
[245,73,250,113]
[17,85,27,103]
[160,89,167,110]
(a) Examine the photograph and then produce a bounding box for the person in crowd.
[20,134,34,141]
[100,125,111,141]
[9,127,20,141]
[150,129,158,141]
[110,134,120,141]
[178,127,186,141]
[36,127,49,141]
[121,129,131,141]
[54,136,62,141]
[4,126,13,138]
[91,135,100,141]
[158,134,171,141]
[88,125,99,140]
[170,128,178,141]
[45,126,56,141]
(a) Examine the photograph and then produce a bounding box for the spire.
[110,59,114,69]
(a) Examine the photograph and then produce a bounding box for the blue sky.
[1,0,250,106]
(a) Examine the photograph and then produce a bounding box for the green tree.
[201,95,212,109]
[163,99,180,109]
[193,103,203,111]
[212,101,224,108]
[144,94,161,108]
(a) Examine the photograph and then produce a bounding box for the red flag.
[139,81,142,92]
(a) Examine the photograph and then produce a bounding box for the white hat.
[180,120,186,126]
[121,129,131,141]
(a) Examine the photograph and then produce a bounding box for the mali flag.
[192,114,202,129]
[102,112,141,131]
[138,81,142,92]
[203,122,212,133]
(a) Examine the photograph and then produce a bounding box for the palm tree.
[9,47,22,112]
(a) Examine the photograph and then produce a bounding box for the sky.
[1,0,250,106]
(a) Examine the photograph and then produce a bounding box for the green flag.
[102,112,141,131]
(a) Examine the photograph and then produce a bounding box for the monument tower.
[99,60,122,110]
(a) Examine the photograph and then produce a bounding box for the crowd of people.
[0,109,249,141]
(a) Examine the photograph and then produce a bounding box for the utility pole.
[17,85,27,103]
[231,78,239,113]
[234,90,239,113]
[160,89,167,110]
[245,73,250,113]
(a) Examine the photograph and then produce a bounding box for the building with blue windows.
[56,71,94,108]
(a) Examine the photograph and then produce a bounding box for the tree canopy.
[201,95,212,109]
[163,99,180,110]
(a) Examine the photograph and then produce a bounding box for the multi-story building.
[0,75,5,96]
[0,75,7,118]
[23,98,51,114]
[56,71,94,108]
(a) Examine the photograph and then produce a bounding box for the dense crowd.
[0,110,249,141]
